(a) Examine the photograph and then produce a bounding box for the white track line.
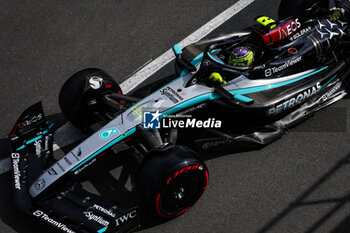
[0,0,254,175]
[55,0,255,149]
[120,0,255,93]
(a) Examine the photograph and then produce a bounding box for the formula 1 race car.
[7,0,350,232]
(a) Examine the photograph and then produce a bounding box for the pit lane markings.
[0,0,255,175]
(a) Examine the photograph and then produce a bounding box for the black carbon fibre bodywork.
[4,1,350,232]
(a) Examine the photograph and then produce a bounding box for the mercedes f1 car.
[7,0,350,232]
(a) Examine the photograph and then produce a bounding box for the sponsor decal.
[318,20,326,29]
[34,140,42,156]
[289,26,311,41]
[321,82,341,102]
[143,110,161,129]
[327,19,338,29]
[278,18,301,40]
[325,28,340,39]
[89,76,103,89]
[265,56,302,77]
[35,179,46,190]
[93,204,116,218]
[177,103,207,115]
[48,168,58,175]
[127,98,166,122]
[73,158,96,175]
[99,128,119,140]
[201,138,234,150]
[316,28,328,39]
[84,211,110,227]
[337,28,345,38]
[267,82,321,115]
[44,134,50,151]
[166,164,204,184]
[337,20,348,27]
[11,153,21,190]
[33,210,76,233]
[15,113,43,130]
[160,87,184,103]
[115,210,137,226]
[129,104,147,121]
[288,48,298,55]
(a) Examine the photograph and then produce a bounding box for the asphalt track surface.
[0,0,350,233]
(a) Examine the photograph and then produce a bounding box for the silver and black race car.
[6,0,350,232]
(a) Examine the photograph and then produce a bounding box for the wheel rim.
[156,168,209,217]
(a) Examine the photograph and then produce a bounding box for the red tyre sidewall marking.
[198,170,209,201]
[155,165,209,218]
[156,193,171,218]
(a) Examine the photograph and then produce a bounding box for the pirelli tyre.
[59,68,122,132]
[278,0,329,20]
[136,145,209,218]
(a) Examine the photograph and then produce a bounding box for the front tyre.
[137,145,209,218]
[59,68,122,132]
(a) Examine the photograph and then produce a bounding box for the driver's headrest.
[253,16,301,45]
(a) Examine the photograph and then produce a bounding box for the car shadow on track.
[0,113,173,233]
[0,143,167,233]
[257,152,350,233]
[52,135,178,232]
[0,166,58,233]
[0,113,68,233]
[0,102,349,233]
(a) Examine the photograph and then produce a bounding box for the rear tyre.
[136,145,209,218]
[278,0,329,20]
[59,68,122,132]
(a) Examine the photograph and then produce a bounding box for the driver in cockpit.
[209,46,255,86]
[229,46,255,67]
